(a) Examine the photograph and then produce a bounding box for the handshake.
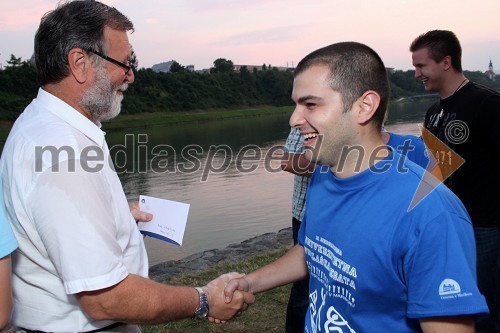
[201,272,255,323]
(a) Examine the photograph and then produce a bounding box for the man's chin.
[99,108,121,122]
[423,83,433,92]
[99,96,123,122]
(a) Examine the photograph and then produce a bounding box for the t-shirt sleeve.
[27,159,128,294]
[0,181,18,258]
[408,138,430,170]
[0,217,17,258]
[405,211,488,318]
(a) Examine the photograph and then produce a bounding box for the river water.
[105,99,436,266]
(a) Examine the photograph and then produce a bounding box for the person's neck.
[331,132,389,178]
[439,74,468,99]
[43,82,94,122]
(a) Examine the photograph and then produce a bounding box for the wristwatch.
[194,287,209,319]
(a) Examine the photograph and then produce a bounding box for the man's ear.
[441,55,452,71]
[356,91,380,125]
[68,48,90,84]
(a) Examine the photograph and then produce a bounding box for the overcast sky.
[1,0,499,72]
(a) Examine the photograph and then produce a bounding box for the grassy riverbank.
[103,106,293,131]
[142,247,291,333]
[0,106,292,143]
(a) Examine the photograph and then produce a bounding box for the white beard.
[80,65,127,123]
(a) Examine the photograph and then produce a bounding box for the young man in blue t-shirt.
[281,128,431,333]
[222,42,488,332]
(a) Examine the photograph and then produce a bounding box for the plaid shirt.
[284,128,310,221]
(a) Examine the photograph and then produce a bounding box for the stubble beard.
[324,115,356,172]
[80,65,128,123]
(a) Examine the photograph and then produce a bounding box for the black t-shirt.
[424,81,500,228]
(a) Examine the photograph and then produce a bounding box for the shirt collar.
[36,88,106,147]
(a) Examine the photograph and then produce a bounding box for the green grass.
[141,247,291,333]
[103,106,292,131]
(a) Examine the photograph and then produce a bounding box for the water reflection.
[385,98,437,125]
[105,100,435,266]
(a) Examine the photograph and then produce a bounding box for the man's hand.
[205,272,255,324]
[129,201,153,223]
[223,275,251,304]
[281,152,315,177]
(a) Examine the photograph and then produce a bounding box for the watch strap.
[194,287,209,319]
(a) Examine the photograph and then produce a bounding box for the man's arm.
[0,255,13,330]
[281,152,315,177]
[77,272,254,324]
[224,244,307,301]
[420,316,475,333]
[205,245,307,323]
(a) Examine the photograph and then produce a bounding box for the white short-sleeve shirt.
[0,88,148,332]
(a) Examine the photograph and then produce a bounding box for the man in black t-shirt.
[410,30,500,333]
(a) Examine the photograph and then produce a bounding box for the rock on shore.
[149,227,293,282]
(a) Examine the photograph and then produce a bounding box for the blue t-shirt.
[387,132,429,169]
[298,152,487,332]
[0,182,17,258]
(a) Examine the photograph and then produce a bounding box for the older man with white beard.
[0,1,252,332]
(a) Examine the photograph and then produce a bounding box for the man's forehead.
[294,66,330,84]
[412,47,431,58]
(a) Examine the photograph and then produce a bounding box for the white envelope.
[137,195,190,246]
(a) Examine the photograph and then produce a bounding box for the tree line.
[1,55,499,121]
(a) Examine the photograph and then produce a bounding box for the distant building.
[151,60,174,73]
[485,59,496,81]
[151,61,194,73]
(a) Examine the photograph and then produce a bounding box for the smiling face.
[81,26,135,123]
[412,47,447,94]
[289,64,356,168]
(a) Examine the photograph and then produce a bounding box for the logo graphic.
[445,120,469,144]
[439,278,461,296]
[408,125,465,210]
[324,306,357,333]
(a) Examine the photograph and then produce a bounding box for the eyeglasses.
[86,48,137,74]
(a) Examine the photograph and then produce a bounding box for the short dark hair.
[34,0,134,85]
[409,30,462,72]
[294,42,390,129]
